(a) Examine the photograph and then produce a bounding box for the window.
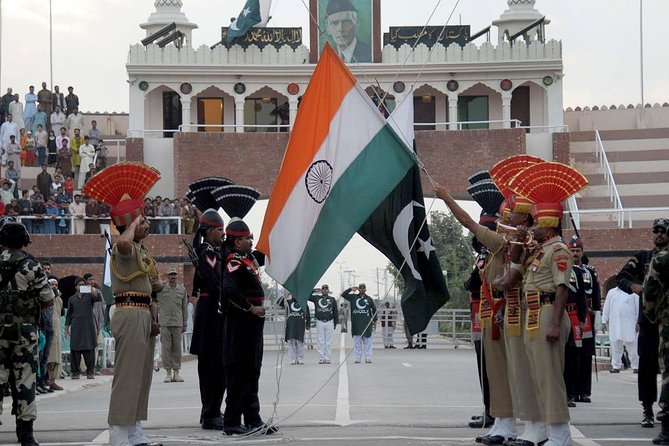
[162,92,182,138]
[244,98,278,132]
[458,96,489,129]
[413,96,436,131]
[197,98,224,132]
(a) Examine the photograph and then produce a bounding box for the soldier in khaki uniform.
[157,269,188,383]
[505,161,589,446]
[82,162,164,446]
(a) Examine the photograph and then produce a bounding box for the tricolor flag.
[101,231,114,330]
[257,43,416,309]
[358,94,450,335]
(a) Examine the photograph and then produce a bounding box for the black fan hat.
[187,177,236,213]
[212,185,261,219]
[467,180,504,216]
[468,170,491,185]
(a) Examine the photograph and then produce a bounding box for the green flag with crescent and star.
[227,0,262,45]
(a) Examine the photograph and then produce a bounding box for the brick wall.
[172,128,527,200]
[126,138,144,162]
[553,132,570,164]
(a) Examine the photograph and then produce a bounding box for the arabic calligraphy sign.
[221,27,303,49]
[383,26,470,49]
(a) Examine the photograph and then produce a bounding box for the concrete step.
[583,183,669,198]
[584,171,669,186]
[576,159,669,175]
[570,128,669,143]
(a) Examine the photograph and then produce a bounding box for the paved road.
[0,331,657,445]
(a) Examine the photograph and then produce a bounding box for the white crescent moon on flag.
[392,200,423,281]
[230,20,240,31]
[356,298,367,310]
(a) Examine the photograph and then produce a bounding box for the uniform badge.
[206,254,217,269]
[226,261,240,273]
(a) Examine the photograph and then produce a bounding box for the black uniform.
[189,241,225,426]
[616,249,660,406]
[564,265,587,402]
[577,263,600,399]
[222,250,266,429]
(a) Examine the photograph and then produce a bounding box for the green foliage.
[388,210,475,309]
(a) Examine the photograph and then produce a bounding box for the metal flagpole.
[639,0,646,106]
[0,0,3,89]
[49,0,53,88]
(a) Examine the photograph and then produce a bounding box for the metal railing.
[15,215,183,235]
[414,119,522,130]
[518,124,569,133]
[566,195,580,230]
[177,123,291,132]
[594,130,624,227]
[102,138,126,165]
[565,206,669,229]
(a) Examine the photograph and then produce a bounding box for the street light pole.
[640,0,645,107]
[0,0,3,89]
[50,0,54,88]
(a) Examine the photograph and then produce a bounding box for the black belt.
[539,292,556,304]
[114,294,151,306]
[492,290,505,299]
[317,318,333,322]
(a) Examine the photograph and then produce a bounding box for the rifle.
[182,238,199,271]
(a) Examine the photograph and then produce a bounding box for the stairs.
[571,129,669,229]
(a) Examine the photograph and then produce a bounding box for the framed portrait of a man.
[318,0,373,63]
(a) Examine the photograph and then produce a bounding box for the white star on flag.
[243,7,251,16]
[417,237,436,259]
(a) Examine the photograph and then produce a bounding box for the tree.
[388,210,474,309]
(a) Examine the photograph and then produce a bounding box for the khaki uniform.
[157,284,187,372]
[521,236,572,424]
[108,242,156,426]
[475,226,513,418]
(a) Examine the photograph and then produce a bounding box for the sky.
[0,0,667,113]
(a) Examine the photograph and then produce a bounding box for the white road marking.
[401,362,412,367]
[334,332,351,426]
[571,425,601,446]
[90,429,108,444]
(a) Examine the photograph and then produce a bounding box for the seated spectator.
[18,189,33,232]
[43,197,58,234]
[32,194,46,234]
[5,198,20,216]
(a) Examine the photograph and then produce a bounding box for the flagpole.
[639,0,645,107]
[0,0,3,89]
[49,0,53,88]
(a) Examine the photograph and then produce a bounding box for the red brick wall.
[126,138,144,162]
[172,128,527,201]
[553,132,570,164]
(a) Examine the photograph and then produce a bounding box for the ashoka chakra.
[305,160,333,203]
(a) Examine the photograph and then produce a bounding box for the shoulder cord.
[111,243,157,283]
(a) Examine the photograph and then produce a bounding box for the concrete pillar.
[447,95,459,130]
[545,77,565,131]
[180,95,192,131]
[502,94,512,128]
[235,96,245,133]
[288,97,299,131]
[128,88,146,136]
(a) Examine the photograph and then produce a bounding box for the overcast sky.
[1,0,667,113]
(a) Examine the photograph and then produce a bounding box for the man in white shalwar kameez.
[602,286,640,372]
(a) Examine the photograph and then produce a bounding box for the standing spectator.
[24,131,35,167]
[158,197,173,234]
[5,197,20,216]
[43,197,58,234]
[69,127,84,172]
[157,269,188,383]
[602,287,640,373]
[51,175,63,195]
[18,189,33,233]
[37,82,53,128]
[55,127,68,149]
[31,195,46,234]
[65,86,79,116]
[66,109,84,139]
[50,105,66,134]
[46,278,64,391]
[63,174,75,198]
[1,180,17,205]
[339,302,349,333]
[1,114,20,153]
[99,202,111,235]
[58,144,73,179]
[36,164,53,199]
[341,284,377,363]
[31,104,47,136]
[85,197,101,234]
[52,86,65,113]
[85,166,97,185]
[9,94,25,131]
[95,139,108,169]
[68,194,86,234]
[65,277,102,379]
[34,125,48,167]
[30,185,43,203]
[144,198,157,234]
[88,120,101,147]
[46,129,58,167]
[0,87,14,116]
[379,301,397,348]
[4,160,21,198]
[24,86,37,132]
[37,276,56,393]
[283,294,310,365]
[83,273,105,372]
[78,136,96,189]
[308,284,338,364]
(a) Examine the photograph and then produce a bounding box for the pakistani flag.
[357,95,449,335]
[227,0,262,45]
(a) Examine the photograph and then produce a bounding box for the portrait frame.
[317,0,373,63]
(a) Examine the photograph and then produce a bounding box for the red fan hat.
[490,155,544,214]
[507,162,589,228]
[498,199,510,224]
[83,162,161,228]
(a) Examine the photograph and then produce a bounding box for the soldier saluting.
[0,219,54,446]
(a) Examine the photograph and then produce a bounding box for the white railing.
[414,119,522,130]
[100,138,125,165]
[565,206,669,229]
[127,129,179,138]
[593,130,624,227]
[566,196,580,230]
[518,124,569,133]
[16,215,183,235]
[177,123,291,132]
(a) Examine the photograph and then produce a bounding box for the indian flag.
[257,43,416,304]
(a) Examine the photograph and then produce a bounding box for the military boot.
[172,370,184,382]
[16,419,39,446]
[164,369,172,383]
[653,417,669,445]
[643,402,656,428]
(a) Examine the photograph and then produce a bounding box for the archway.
[245,86,289,132]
